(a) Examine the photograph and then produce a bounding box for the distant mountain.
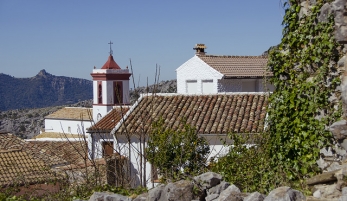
[0,69,92,111]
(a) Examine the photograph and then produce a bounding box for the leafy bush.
[146,118,210,182]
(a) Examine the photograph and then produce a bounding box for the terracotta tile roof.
[101,55,121,69]
[198,55,270,78]
[34,132,85,139]
[0,134,67,166]
[0,150,63,187]
[88,107,130,132]
[28,141,88,165]
[115,93,268,135]
[45,107,93,120]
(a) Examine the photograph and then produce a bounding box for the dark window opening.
[98,82,102,104]
[114,81,123,104]
[102,141,114,157]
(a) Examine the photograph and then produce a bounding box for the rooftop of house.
[0,133,65,167]
[0,149,63,187]
[27,141,88,165]
[111,93,268,135]
[34,132,85,139]
[88,107,130,132]
[0,133,88,168]
[191,43,271,78]
[45,107,93,121]
[198,55,270,78]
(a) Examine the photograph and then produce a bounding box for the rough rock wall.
[302,0,347,172]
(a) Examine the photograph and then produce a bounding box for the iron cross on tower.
[108,41,113,55]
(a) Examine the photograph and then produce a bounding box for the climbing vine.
[267,0,343,182]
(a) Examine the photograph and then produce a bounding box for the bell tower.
[91,41,132,122]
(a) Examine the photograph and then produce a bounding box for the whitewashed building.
[35,45,131,141]
[86,44,272,188]
[44,107,93,134]
[176,44,274,94]
[87,93,268,188]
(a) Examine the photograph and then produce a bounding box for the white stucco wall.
[176,56,275,94]
[45,119,92,135]
[114,135,152,188]
[176,55,223,94]
[89,133,114,160]
[94,133,233,188]
[93,81,98,104]
[93,105,113,123]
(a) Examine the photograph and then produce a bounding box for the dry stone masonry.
[83,172,307,201]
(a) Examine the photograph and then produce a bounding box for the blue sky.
[0,1,285,87]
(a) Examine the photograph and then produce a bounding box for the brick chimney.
[193,44,207,55]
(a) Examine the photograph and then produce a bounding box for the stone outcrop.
[84,172,308,201]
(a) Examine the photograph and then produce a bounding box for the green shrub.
[146,118,210,182]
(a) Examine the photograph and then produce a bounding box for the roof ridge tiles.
[199,55,268,58]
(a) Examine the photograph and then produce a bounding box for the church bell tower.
[90,41,132,122]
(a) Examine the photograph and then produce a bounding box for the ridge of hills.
[0,76,176,139]
[0,69,93,111]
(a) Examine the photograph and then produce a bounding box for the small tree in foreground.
[146,118,210,182]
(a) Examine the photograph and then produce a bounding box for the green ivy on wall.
[267,0,343,181]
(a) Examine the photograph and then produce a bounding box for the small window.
[186,80,197,94]
[202,80,214,94]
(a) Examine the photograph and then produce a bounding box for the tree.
[146,118,210,182]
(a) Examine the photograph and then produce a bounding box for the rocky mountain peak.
[36,69,50,77]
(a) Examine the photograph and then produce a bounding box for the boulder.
[264,186,305,201]
[206,194,219,201]
[215,185,241,201]
[244,192,265,201]
[207,181,230,195]
[88,192,132,201]
[193,172,222,190]
[147,184,164,201]
[133,192,148,201]
[159,180,193,201]
[313,183,341,199]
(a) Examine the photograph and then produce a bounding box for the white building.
[35,46,131,141]
[176,44,274,94]
[87,93,268,188]
[44,107,93,134]
[86,44,273,188]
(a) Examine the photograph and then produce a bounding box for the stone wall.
[84,172,337,201]
[297,0,347,173]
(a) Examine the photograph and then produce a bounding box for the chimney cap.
[194,44,207,49]
[193,44,207,55]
